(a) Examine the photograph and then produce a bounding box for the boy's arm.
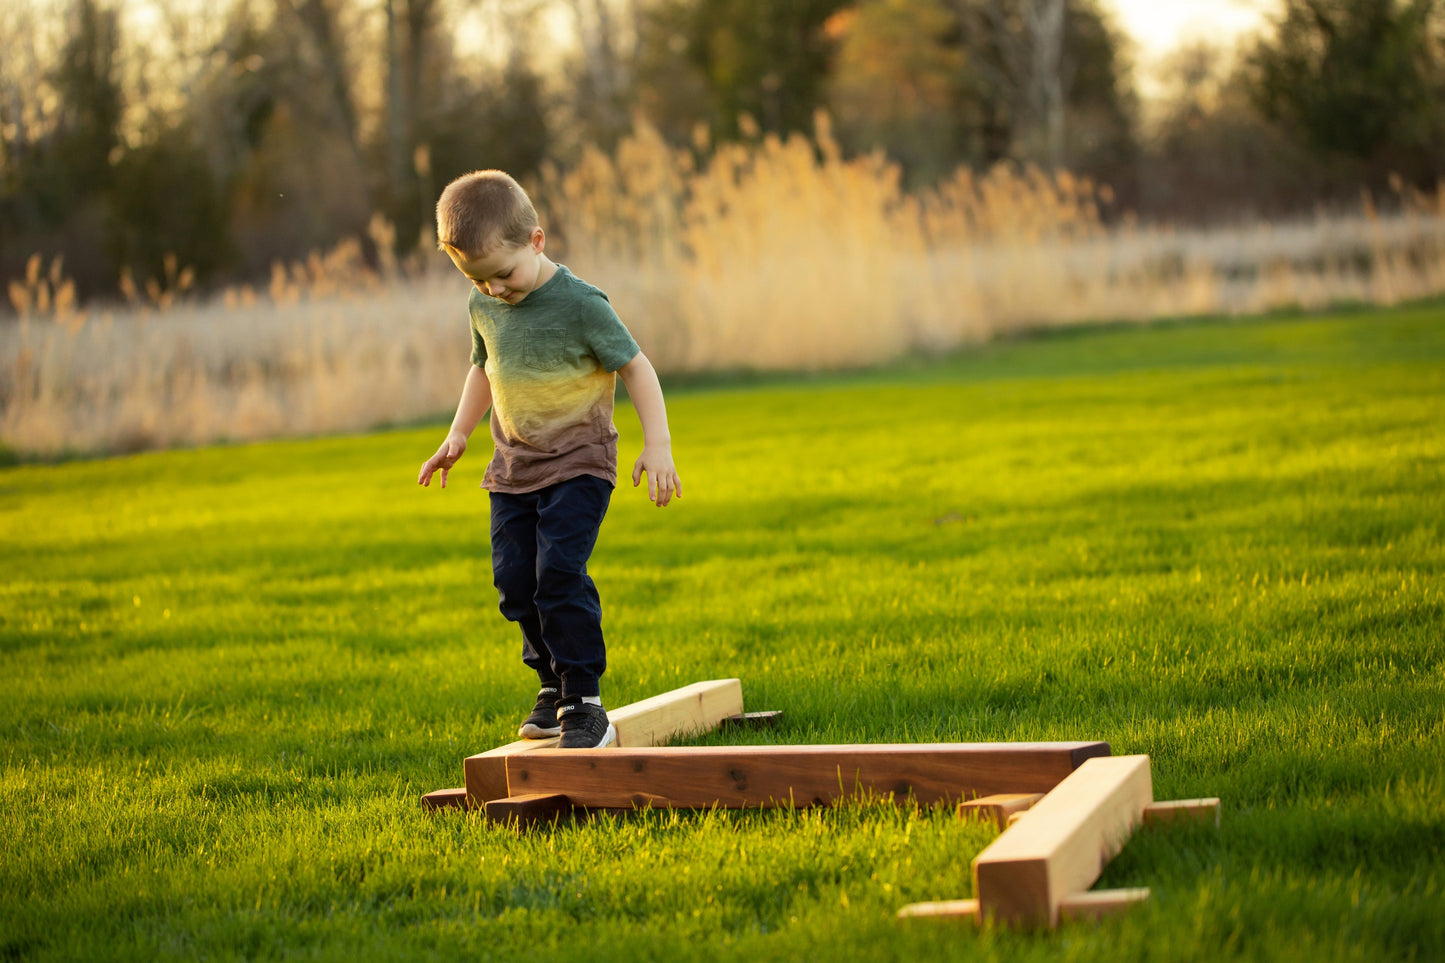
[617,352,680,507]
[418,365,493,489]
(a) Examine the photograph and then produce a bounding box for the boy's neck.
[535,254,558,289]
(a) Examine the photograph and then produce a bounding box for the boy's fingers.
[648,471,658,502]
[632,461,643,488]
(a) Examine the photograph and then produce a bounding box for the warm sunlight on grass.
[2,306,1441,961]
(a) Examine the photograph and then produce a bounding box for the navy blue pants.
[489,474,613,699]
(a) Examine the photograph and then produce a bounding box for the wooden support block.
[896,899,980,920]
[484,793,576,829]
[973,754,1153,928]
[421,787,471,812]
[958,793,1045,831]
[463,679,745,806]
[1058,887,1151,922]
[1143,798,1221,828]
[506,742,1111,809]
[722,710,784,729]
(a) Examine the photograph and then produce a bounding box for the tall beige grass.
[540,115,1445,371]
[4,114,1445,456]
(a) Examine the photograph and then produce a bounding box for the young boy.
[418,170,680,749]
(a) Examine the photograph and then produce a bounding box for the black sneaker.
[556,699,616,749]
[519,687,562,739]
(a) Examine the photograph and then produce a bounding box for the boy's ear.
[530,227,546,253]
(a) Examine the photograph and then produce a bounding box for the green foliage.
[645,0,850,141]
[826,0,971,183]
[2,305,1443,960]
[109,128,235,284]
[1140,44,1325,221]
[823,0,1135,184]
[48,0,121,193]
[415,58,553,237]
[1249,0,1445,184]
[0,0,123,296]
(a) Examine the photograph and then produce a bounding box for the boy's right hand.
[419,433,467,488]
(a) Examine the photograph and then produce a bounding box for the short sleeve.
[468,292,489,368]
[579,291,640,372]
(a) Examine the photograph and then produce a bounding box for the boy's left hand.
[632,445,681,507]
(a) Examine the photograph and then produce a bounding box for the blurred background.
[2,0,1443,455]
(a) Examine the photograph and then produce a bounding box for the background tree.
[633,0,848,141]
[0,0,123,295]
[824,0,970,185]
[950,0,1135,178]
[1139,41,1325,221]
[1248,0,1445,189]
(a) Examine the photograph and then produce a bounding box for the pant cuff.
[559,679,600,700]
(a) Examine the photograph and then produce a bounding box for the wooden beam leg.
[1143,798,1221,827]
[1058,887,1151,922]
[958,793,1045,831]
[722,710,784,729]
[973,754,1153,927]
[483,793,576,829]
[421,787,471,812]
[896,899,980,920]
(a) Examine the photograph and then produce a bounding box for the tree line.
[2,0,1443,300]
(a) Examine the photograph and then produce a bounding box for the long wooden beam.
[504,742,1111,809]
[463,679,744,806]
[972,754,1153,927]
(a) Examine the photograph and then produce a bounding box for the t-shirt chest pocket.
[523,328,567,371]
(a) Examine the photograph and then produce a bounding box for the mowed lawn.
[2,304,1442,962]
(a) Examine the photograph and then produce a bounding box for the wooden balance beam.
[464,678,745,808]
[900,755,1218,928]
[424,679,747,811]
[503,742,1111,809]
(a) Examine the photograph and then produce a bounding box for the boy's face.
[444,228,547,304]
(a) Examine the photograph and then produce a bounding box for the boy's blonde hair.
[435,170,539,256]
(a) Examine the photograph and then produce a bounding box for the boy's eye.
[498,271,512,280]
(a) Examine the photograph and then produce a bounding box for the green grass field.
[3,304,1442,961]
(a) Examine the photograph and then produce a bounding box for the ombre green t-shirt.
[468,265,640,494]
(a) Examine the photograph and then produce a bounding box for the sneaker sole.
[518,723,563,739]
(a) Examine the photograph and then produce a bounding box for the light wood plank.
[973,754,1153,927]
[896,899,980,920]
[1058,887,1151,922]
[958,793,1045,831]
[611,678,746,748]
[505,742,1111,808]
[463,679,744,805]
[1143,798,1221,827]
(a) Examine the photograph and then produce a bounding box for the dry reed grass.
[540,115,1445,371]
[0,235,462,456]
[4,114,1445,457]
